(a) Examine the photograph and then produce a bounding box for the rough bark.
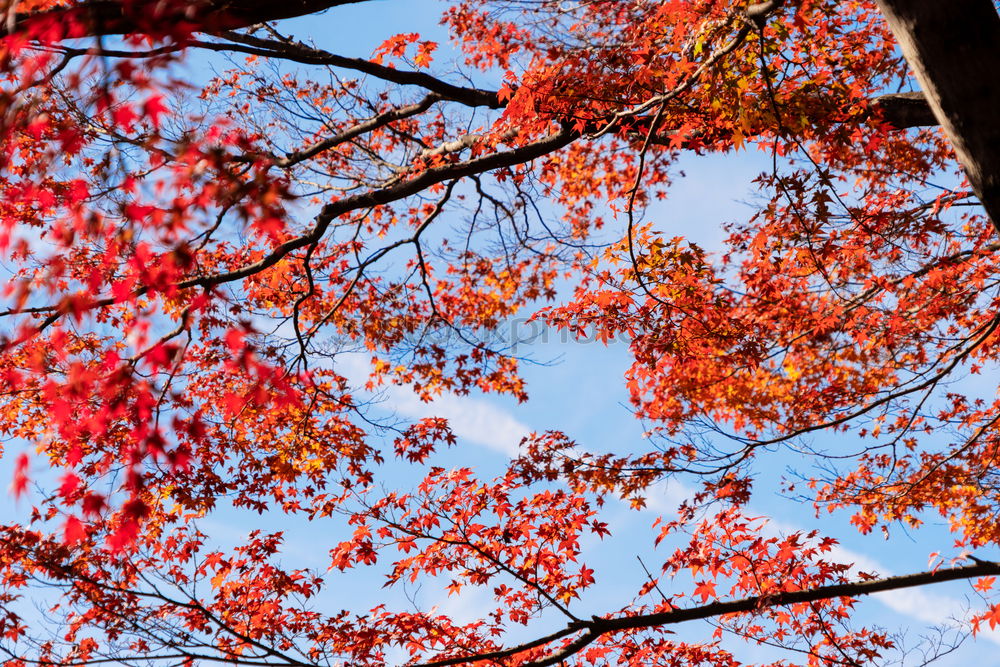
[871,91,939,129]
[875,0,1000,233]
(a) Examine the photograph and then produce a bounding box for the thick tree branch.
[3,0,372,38]
[870,91,939,129]
[214,31,504,108]
[419,559,1000,667]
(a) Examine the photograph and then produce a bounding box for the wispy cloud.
[337,353,530,456]
[764,519,1000,645]
[642,487,998,643]
[382,387,530,456]
[638,478,696,515]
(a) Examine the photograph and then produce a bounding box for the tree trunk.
[875,0,1000,234]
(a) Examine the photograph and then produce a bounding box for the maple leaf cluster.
[0,0,998,666]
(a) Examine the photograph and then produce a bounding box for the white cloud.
[384,387,530,456]
[431,580,495,624]
[764,518,1000,645]
[336,353,530,456]
[639,478,696,514]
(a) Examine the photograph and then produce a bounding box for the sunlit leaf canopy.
[1,0,1000,665]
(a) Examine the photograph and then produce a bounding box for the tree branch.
[180,127,577,291]
[214,31,504,108]
[418,559,1000,667]
[3,0,373,39]
[870,91,939,129]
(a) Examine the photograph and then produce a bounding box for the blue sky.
[3,0,999,664]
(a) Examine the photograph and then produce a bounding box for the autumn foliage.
[1,0,999,665]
